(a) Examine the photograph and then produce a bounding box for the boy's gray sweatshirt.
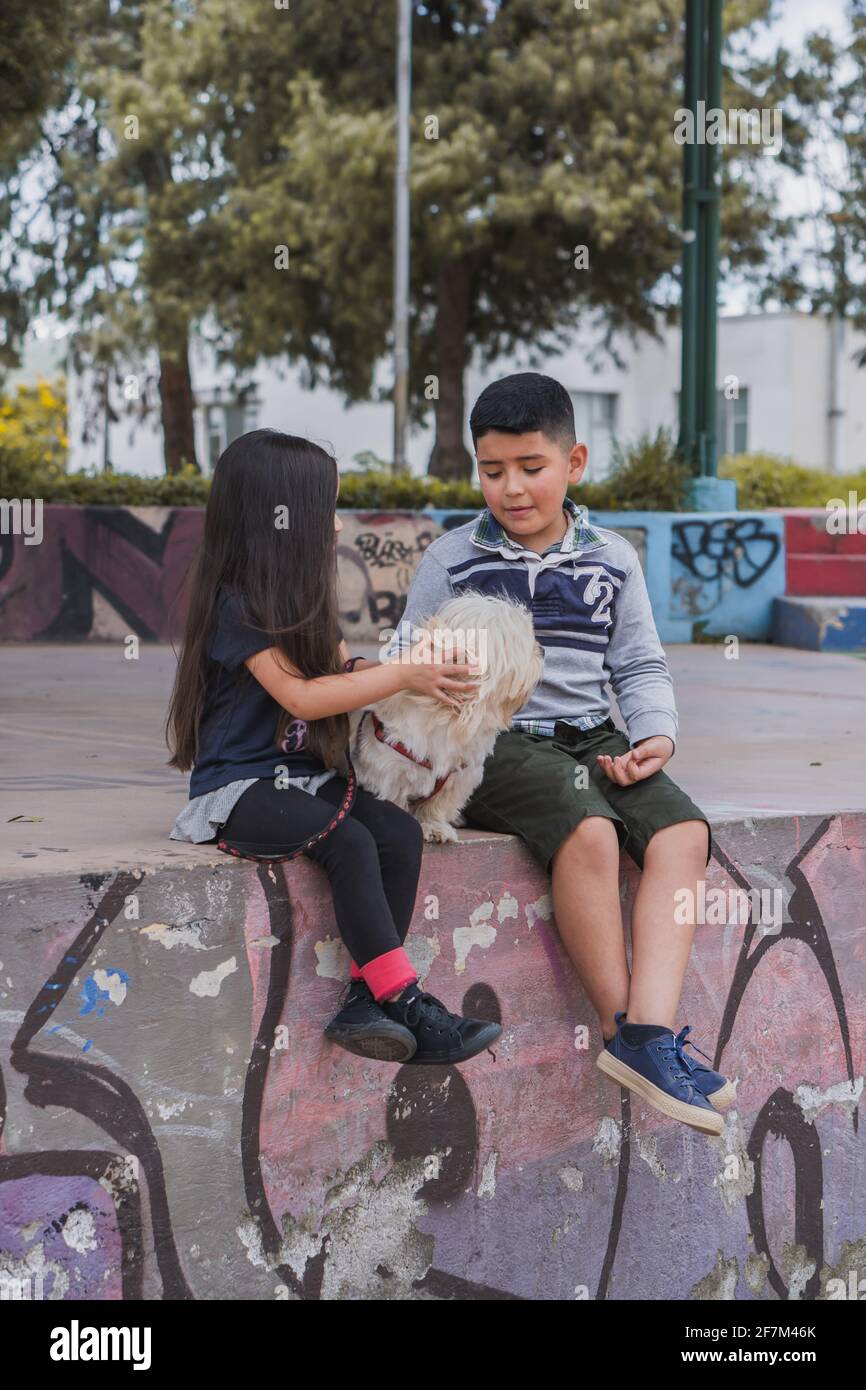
[382,496,678,750]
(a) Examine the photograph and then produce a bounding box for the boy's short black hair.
[469,372,576,451]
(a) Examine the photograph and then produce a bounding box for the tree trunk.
[428,257,476,479]
[158,337,199,475]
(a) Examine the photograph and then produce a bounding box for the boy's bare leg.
[551,816,630,1041]
[625,820,710,1029]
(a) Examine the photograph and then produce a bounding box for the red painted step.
[774,510,866,597]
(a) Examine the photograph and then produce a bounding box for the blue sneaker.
[596,1012,724,1135]
[674,1025,737,1111]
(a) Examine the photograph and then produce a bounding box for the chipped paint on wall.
[0,813,863,1299]
[453,902,497,975]
[478,1152,498,1199]
[314,935,351,982]
[524,895,552,932]
[189,956,238,998]
[793,1077,864,1124]
[496,892,518,923]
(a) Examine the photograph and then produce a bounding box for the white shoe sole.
[596,1050,725,1136]
[707,1078,737,1111]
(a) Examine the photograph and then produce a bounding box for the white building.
[12,310,866,481]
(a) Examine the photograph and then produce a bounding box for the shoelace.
[657,1038,695,1088]
[339,978,368,1008]
[674,1025,713,1071]
[402,989,455,1032]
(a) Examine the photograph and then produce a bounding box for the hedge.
[3,435,863,512]
[718,453,866,509]
[1,429,694,511]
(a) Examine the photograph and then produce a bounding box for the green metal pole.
[699,0,722,478]
[392,0,412,474]
[695,0,707,476]
[678,0,702,473]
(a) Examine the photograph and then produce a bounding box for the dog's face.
[412,595,543,739]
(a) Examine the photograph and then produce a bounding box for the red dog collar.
[363,710,466,805]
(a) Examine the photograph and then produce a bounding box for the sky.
[757,0,850,52]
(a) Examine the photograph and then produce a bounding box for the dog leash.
[216,752,358,864]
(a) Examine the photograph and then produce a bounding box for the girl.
[165,429,501,1066]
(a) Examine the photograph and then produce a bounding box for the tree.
[190,0,781,477]
[0,1,72,371]
[0,3,71,143]
[1,1,220,472]
[740,2,866,353]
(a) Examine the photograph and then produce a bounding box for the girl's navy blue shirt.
[189,587,340,797]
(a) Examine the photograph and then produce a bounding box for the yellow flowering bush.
[0,377,69,497]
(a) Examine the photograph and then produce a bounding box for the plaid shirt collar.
[471,493,606,555]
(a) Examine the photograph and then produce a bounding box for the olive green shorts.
[460,717,712,875]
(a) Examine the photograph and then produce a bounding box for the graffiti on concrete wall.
[2,505,787,645]
[336,512,444,635]
[0,506,477,645]
[1,815,862,1300]
[0,506,203,643]
[670,517,783,623]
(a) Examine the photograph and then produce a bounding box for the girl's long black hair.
[165,428,348,773]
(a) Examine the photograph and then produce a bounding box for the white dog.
[348,594,544,842]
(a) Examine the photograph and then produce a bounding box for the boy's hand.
[597,735,674,785]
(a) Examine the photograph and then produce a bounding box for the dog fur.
[348,594,544,842]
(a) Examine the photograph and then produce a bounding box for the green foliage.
[0,0,72,217]
[740,8,866,330]
[719,452,866,508]
[337,469,484,511]
[1,1,213,471]
[188,0,779,472]
[6,385,859,519]
[0,2,74,368]
[28,464,212,506]
[8,426,692,511]
[6,0,835,480]
[11,422,858,512]
[0,3,71,141]
[576,429,693,512]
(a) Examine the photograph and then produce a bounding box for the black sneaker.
[380,985,502,1065]
[323,979,417,1063]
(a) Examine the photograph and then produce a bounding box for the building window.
[202,394,260,471]
[569,391,618,476]
[716,386,748,455]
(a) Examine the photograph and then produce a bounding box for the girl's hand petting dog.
[597,735,674,785]
[399,645,482,710]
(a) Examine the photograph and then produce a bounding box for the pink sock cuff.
[360,947,417,1003]
[350,959,363,980]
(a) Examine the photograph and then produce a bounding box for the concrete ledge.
[1,813,863,1300]
[772,595,866,653]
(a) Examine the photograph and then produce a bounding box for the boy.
[385,372,735,1136]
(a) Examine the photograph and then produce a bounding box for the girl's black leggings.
[219,776,424,968]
